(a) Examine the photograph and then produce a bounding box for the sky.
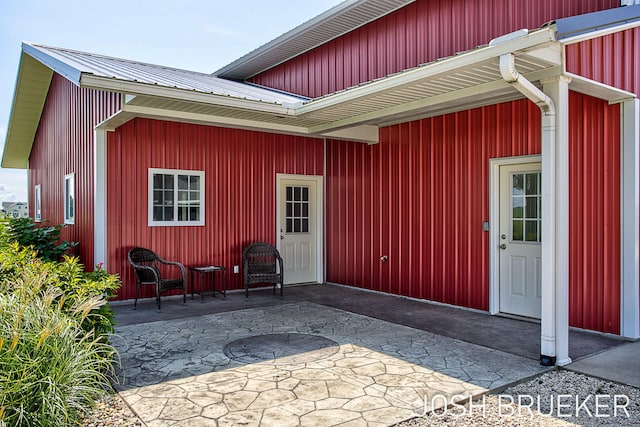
[0,0,343,203]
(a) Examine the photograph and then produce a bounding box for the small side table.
[189,266,226,300]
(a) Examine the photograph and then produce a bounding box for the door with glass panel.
[278,179,317,284]
[499,163,542,318]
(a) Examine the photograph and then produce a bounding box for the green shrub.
[0,244,120,338]
[3,217,77,262]
[0,270,116,426]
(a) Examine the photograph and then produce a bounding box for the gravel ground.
[397,370,640,427]
[81,395,143,427]
[82,370,640,426]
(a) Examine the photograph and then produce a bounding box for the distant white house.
[2,202,29,219]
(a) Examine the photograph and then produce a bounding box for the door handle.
[499,244,507,250]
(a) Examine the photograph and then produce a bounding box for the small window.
[64,173,75,225]
[148,168,205,226]
[34,184,42,222]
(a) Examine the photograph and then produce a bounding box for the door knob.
[499,244,507,250]
[280,235,284,240]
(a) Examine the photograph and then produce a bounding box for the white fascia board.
[307,66,560,133]
[95,110,135,131]
[321,125,379,144]
[22,43,82,86]
[121,104,312,136]
[566,72,636,103]
[296,27,558,116]
[79,75,297,116]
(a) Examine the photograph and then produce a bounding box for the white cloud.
[0,170,27,202]
[202,25,236,37]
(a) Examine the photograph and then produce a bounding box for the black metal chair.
[127,247,186,311]
[242,242,284,299]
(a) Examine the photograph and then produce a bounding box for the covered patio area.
[110,284,623,426]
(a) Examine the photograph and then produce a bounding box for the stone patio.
[112,302,547,426]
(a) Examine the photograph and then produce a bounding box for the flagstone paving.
[112,302,546,426]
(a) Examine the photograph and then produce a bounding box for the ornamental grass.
[0,220,120,427]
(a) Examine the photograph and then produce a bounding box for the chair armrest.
[157,257,187,281]
[132,264,160,282]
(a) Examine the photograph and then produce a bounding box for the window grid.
[149,169,204,226]
[34,184,42,222]
[64,173,75,225]
[285,185,310,233]
[511,172,541,243]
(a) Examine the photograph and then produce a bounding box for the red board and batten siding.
[326,94,621,334]
[326,100,541,310]
[106,118,324,300]
[566,27,640,333]
[28,74,122,268]
[250,0,619,98]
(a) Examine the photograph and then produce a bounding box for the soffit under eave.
[1,53,53,169]
[102,53,562,143]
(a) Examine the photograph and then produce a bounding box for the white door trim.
[93,128,108,270]
[489,155,541,315]
[275,173,324,284]
[621,98,640,339]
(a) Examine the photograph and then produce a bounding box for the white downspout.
[499,53,571,366]
[499,53,556,115]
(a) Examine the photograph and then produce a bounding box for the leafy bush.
[0,244,120,338]
[0,221,122,426]
[0,276,115,426]
[3,217,77,262]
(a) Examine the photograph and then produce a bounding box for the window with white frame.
[148,168,205,226]
[64,173,75,224]
[34,184,42,222]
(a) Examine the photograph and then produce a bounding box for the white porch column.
[93,129,108,269]
[540,76,572,366]
[621,98,640,339]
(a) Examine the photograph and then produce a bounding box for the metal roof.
[555,3,640,41]
[213,0,415,80]
[3,21,636,168]
[25,43,308,106]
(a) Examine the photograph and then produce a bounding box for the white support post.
[540,76,572,366]
[621,98,640,339]
[93,129,108,270]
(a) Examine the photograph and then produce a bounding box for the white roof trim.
[566,72,636,103]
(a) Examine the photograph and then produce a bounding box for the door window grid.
[285,185,309,233]
[511,172,541,242]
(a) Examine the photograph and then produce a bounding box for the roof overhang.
[99,27,566,143]
[213,0,416,80]
[5,17,639,169]
[1,52,53,168]
[556,4,640,44]
[97,25,635,143]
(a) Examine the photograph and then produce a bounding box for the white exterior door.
[278,178,318,284]
[499,162,542,318]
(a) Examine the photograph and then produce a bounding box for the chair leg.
[134,283,140,310]
[183,287,187,305]
[245,282,249,299]
[280,281,284,299]
[156,285,161,312]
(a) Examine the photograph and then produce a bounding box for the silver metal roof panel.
[213,0,416,80]
[25,43,308,106]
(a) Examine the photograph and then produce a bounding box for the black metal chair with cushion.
[127,247,187,311]
[242,242,284,299]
